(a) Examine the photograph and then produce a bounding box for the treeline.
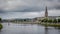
[0,18,3,30]
[10,19,33,22]
[41,18,60,23]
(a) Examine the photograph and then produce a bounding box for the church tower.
[45,6,48,18]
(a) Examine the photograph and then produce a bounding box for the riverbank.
[11,21,40,24]
[5,22,60,27]
[40,22,60,27]
[0,23,3,30]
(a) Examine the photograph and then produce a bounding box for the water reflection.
[0,23,60,34]
[44,27,48,34]
[44,26,60,34]
[8,23,10,26]
[54,27,60,29]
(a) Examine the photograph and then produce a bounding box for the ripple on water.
[0,23,60,34]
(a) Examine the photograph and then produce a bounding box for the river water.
[0,23,60,34]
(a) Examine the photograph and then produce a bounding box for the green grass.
[0,24,3,30]
[40,23,60,27]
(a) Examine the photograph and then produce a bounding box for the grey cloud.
[47,0,53,1]
[0,0,60,12]
[0,12,40,19]
[54,6,60,9]
[13,7,44,12]
[0,0,60,11]
[58,0,60,2]
[0,0,60,19]
[0,9,6,13]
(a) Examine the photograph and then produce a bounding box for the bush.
[53,19,57,23]
[41,18,60,23]
[41,18,49,22]
[0,24,3,30]
[48,19,52,23]
[58,19,60,22]
[0,18,2,22]
[41,18,57,23]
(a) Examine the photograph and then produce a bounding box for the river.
[0,23,60,34]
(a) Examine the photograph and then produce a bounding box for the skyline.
[0,0,60,19]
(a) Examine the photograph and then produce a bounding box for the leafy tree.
[0,18,1,22]
[53,19,57,23]
[0,18,3,30]
[48,19,52,23]
[41,18,48,22]
[58,19,60,22]
[24,19,26,21]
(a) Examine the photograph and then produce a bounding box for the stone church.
[35,6,60,21]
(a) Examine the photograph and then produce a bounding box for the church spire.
[45,6,48,17]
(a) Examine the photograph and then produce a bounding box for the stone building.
[35,6,60,21]
[45,6,48,18]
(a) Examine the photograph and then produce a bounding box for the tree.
[53,19,57,23]
[48,19,52,23]
[0,18,3,30]
[0,18,2,22]
[41,18,48,22]
[58,19,60,22]
[0,18,1,21]
[0,24,3,30]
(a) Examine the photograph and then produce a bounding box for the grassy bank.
[0,24,3,30]
[9,21,60,27]
[40,22,60,27]
[11,21,40,24]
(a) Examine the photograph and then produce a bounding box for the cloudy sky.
[0,0,60,19]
